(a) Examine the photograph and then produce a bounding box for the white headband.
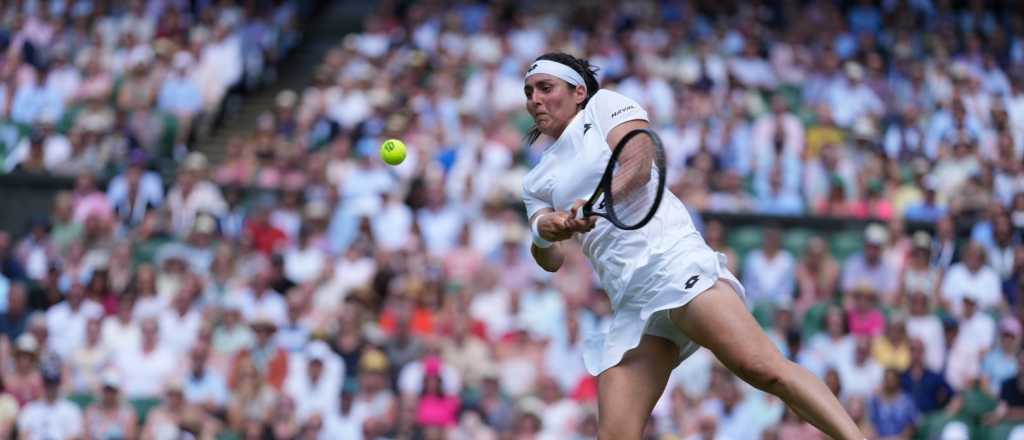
[524,60,587,91]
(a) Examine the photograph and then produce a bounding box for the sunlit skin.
[524,73,587,139]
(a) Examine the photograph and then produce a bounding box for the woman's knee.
[731,355,789,392]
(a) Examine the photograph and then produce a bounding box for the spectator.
[114,318,176,400]
[904,292,946,372]
[837,336,884,400]
[805,305,855,373]
[0,281,29,339]
[45,281,103,360]
[741,226,795,307]
[940,241,1003,315]
[900,232,941,300]
[842,223,899,300]
[353,349,397,436]
[872,317,911,371]
[321,383,366,439]
[100,294,140,355]
[794,236,840,318]
[64,317,110,397]
[415,357,460,428]
[106,152,163,228]
[846,285,886,338]
[285,340,343,422]
[83,372,137,440]
[16,363,82,440]
[868,369,919,439]
[182,341,229,415]
[982,318,1022,396]
[989,352,1024,427]
[165,152,227,238]
[142,379,219,440]
[900,339,953,414]
[4,334,44,406]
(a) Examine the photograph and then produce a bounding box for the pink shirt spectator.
[848,309,886,337]
[416,395,460,427]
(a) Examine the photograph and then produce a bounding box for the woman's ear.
[574,85,587,107]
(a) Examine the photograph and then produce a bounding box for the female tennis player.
[522,52,864,440]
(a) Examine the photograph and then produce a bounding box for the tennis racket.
[579,127,667,230]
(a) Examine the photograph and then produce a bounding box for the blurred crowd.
[0,0,306,175]
[1,0,1024,439]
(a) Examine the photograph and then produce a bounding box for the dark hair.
[525,52,600,145]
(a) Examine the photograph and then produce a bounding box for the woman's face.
[524,73,586,137]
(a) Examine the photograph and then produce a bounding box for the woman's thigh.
[668,280,786,384]
[597,334,679,440]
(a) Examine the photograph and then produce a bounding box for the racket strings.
[609,137,661,225]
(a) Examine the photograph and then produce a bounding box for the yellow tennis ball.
[380,139,407,165]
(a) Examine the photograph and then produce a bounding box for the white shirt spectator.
[233,289,288,327]
[945,333,986,390]
[742,249,796,305]
[417,205,464,257]
[469,287,514,341]
[520,286,566,341]
[906,314,947,372]
[46,299,103,359]
[158,308,202,355]
[958,311,996,354]
[836,356,884,399]
[826,79,884,127]
[183,369,230,409]
[616,75,676,125]
[17,397,83,440]
[371,198,414,251]
[101,316,141,355]
[540,398,582,440]
[283,245,327,284]
[544,336,587,395]
[285,343,344,421]
[115,345,176,399]
[941,263,1002,314]
[461,68,526,116]
[805,333,856,372]
[166,180,227,237]
[322,403,368,439]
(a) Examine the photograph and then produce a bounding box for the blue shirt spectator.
[902,340,954,413]
[870,370,920,437]
[10,82,63,125]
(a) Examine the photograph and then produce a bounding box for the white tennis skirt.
[582,242,746,376]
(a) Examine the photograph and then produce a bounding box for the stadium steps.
[194,1,372,164]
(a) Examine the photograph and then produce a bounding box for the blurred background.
[0,0,1023,439]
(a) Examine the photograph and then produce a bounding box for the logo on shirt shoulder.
[611,105,636,118]
[583,123,593,135]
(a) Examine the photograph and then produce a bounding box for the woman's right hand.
[537,202,597,242]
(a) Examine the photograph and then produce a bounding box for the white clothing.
[158,309,202,355]
[941,263,1003,314]
[114,346,177,398]
[906,315,947,371]
[836,359,884,399]
[233,289,288,327]
[17,399,83,440]
[46,300,104,359]
[101,318,141,354]
[522,89,745,376]
[284,351,344,422]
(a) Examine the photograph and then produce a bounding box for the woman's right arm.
[529,204,596,272]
